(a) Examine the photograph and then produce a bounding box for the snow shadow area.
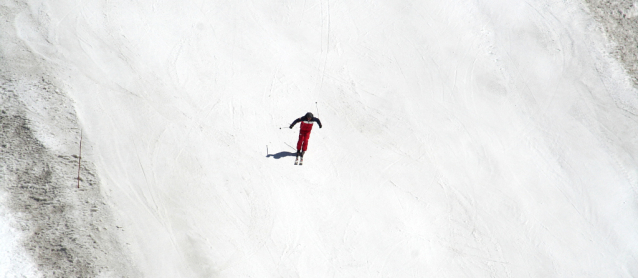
[266,151,297,159]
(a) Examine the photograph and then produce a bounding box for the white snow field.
[5,0,638,276]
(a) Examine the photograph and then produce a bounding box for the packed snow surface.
[3,0,638,276]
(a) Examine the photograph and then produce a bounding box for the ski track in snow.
[1,0,638,277]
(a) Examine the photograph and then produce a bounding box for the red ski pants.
[296,132,311,152]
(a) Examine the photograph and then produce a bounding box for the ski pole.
[315,102,319,116]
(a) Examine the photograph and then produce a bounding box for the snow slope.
[6,0,638,276]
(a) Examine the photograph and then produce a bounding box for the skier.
[290,112,322,165]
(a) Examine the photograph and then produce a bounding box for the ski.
[293,151,305,165]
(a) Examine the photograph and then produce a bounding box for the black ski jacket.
[290,116,322,131]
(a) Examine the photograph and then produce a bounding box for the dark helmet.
[305,112,313,119]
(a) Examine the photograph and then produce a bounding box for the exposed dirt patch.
[0,77,137,277]
[1,1,137,276]
[584,0,638,86]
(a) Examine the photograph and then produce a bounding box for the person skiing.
[290,112,322,165]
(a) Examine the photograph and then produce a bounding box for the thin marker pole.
[77,130,82,188]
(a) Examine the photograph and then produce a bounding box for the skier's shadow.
[266,151,296,159]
